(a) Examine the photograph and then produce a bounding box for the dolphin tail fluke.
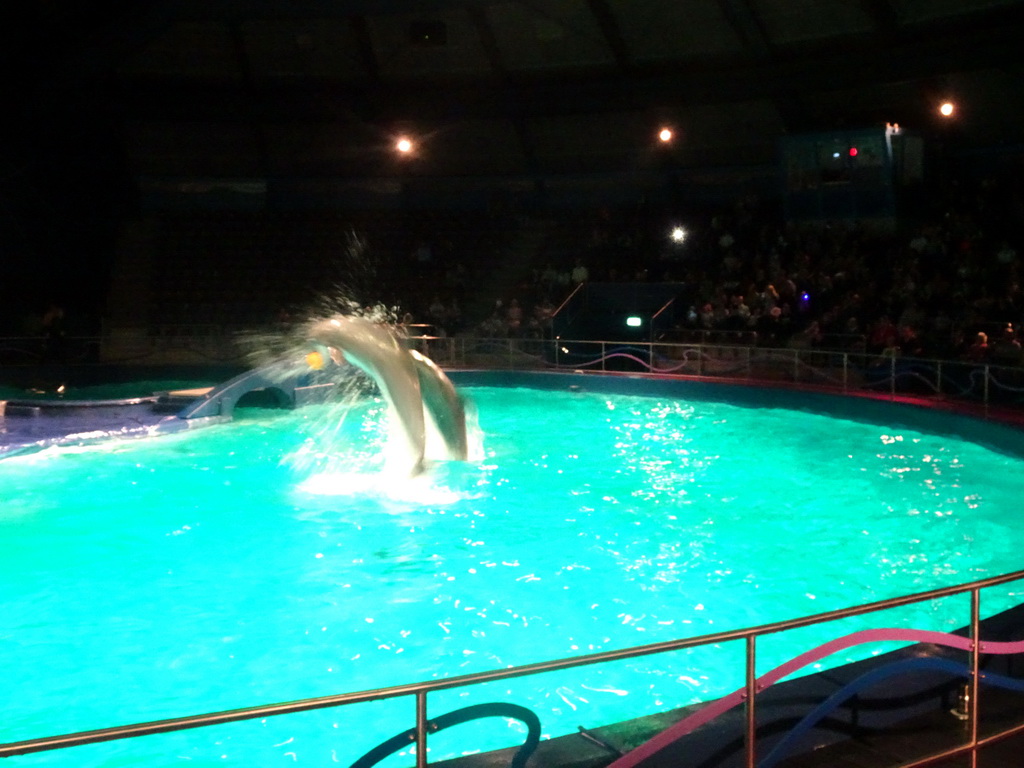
[410,350,468,461]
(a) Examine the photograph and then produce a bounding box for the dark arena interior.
[5,2,1024,768]
[2,0,1023,349]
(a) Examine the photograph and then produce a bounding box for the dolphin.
[410,348,468,462]
[307,315,467,476]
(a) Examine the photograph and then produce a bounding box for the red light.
[849,147,858,157]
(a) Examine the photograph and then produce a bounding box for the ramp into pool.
[164,357,341,425]
[0,357,347,457]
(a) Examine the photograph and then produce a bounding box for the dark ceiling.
[9,0,1024,183]
[1,0,1023,326]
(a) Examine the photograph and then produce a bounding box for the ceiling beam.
[466,5,540,174]
[227,18,270,177]
[584,0,633,74]
[348,14,381,82]
[466,5,507,78]
[109,12,1023,129]
[856,0,901,35]
[168,0,498,23]
[717,0,773,59]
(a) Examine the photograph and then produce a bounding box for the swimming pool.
[3,370,1024,767]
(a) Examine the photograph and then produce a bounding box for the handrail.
[5,332,1020,415]
[549,282,585,320]
[4,567,1024,761]
[650,297,675,323]
[650,297,676,344]
[442,337,1024,421]
[611,626,989,768]
[759,657,971,768]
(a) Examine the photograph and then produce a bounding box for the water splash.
[227,225,473,484]
[295,468,472,507]
[234,226,403,375]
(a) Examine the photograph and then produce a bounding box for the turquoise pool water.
[3,379,1024,766]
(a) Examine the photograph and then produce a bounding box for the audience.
[20,164,1018,373]
[470,170,1024,366]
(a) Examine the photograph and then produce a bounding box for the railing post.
[890,353,896,400]
[842,353,849,392]
[649,341,654,373]
[793,350,799,383]
[601,342,606,372]
[745,635,757,768]
[416,691,428,768]
[983,365,990,409]
[936,360,943,395]
[555,339,560,369]
[970,588,981,756]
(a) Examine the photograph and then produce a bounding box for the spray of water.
[234,227,404,372]
[229,229,481,498]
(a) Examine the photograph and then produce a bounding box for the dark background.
[2,0,1023,333]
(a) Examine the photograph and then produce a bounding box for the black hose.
[349,702,541,768]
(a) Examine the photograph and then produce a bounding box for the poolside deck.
[436,690,1024,768]
[432,626,1024,768]
[779,688,1024,768]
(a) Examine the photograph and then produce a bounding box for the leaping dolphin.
[307,315,468,476]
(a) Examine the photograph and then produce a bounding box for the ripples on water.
[4,385,1024,766]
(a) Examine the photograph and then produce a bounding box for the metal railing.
[5,331,1023,420]
[412,336,1024,417]
[4,570,1024,767]
[5,336,1024,766]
